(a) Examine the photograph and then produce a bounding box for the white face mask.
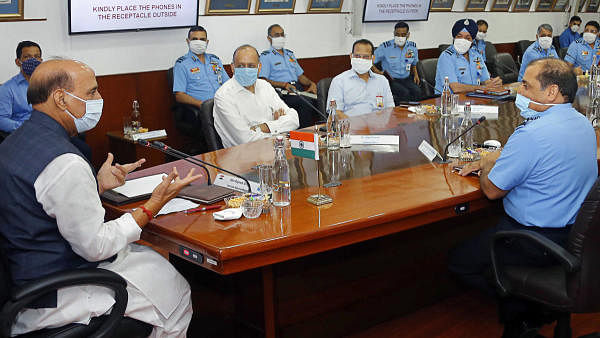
[571,25,579,33]
[538,36,553,50]
[453,38,472,55]
[394,36,407,47]
[189,40,207,55]
[271,36,286,50]
[583,32,598,44]
[476,31,486,40]
[64,91,103,133]
[351,57,372,74]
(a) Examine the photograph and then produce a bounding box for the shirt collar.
[349,70,376,79]
[15,72,27,84]
[270,46,285,55]
[231,76,256,94]
[186,50,205,63]
[538,103,571,118]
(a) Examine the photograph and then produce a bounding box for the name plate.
[132,129,167,141]
[457,105,499,119]
[418,140,441,162]
[213,174,259,194]
[350,135,400,145]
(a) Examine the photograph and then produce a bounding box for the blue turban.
[452,19,478,39]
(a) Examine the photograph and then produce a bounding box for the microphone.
[150,141,252,193]
[438,116,486,163]
[287,86,329,121]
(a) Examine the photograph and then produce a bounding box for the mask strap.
[64,91,86,103]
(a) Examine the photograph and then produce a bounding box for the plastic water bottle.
[441,77,452,116]
[460,102,474,151]
[131,100,141,132]
[326,100,340,150]
[272,136,290,207]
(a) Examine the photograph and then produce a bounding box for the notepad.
[112,174,166,198]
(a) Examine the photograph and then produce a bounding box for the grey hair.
[537,24,553,34]
[232,44,260,64]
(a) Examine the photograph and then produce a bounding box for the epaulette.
[383,41,392,48]
[407,41,416,48]
[444,48,454,56]
[175,56,185,64]
[574,38,584,44]
[208,54,220,60]
[284,48,294,54]
[260,50,270,56]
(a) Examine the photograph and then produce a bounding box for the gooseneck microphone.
[438,116,487,164]
[287,86,329,121]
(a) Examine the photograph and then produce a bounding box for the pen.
[184,205,222,214]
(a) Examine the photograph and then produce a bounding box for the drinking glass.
[123,116,133,136]
[339,119,351,148]
[258,164,273,200]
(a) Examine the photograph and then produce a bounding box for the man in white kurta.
[213,44,299,148]
[0,59,201,337]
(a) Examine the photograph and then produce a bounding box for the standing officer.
[474,19,488,62]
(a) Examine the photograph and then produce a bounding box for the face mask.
[538,36,553,50]
[271,37,286,50]
[583,32,597,44]
[453,38,472,55]
[476,32,486,40]
[234,67,259,87]
[21,58,41,76]
[351,58,372,74]
[189,40,207,55]
[571,25,579,33]
[515,93,555,118]
[64,91,103,133]
[394,36,407,47]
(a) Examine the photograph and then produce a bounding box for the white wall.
[0,0,597,81]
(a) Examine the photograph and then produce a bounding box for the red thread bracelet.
[139,206,154,220]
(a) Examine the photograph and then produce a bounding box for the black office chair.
[438,44,450,55]
[198,99,223,152]
[491,177,600,338]
[493,53,519,84]
[0,254,152,338]
[552,36,561,51]
[485,42,498,77]
[559,47,569,60]
[317,77,333,117]
[516,40,534,65]
[0,131,8,144]
[416,58,438,99]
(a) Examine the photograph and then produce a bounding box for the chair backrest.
[0,251,11,308]
[167,67,174,90]
[417,58,438,99]
[516,40,534,61]
[566,176,600,312]
[199,99,223,152]
[552,36,561,51]
[493,53,518,84]
[484,42,498,77]
[438,44,450,55]
[558,47,568,60]
[317,77,333,116]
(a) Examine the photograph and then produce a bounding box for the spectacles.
[352,54,372,60]
[235,64,258,69]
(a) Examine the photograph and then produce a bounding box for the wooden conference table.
[103,94,596,337]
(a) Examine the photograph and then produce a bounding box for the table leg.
[262,265,277,338]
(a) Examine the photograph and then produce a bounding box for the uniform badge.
[190,67,200,73]
[289,57,296,63]
[376,95,384,108]
[212,64,221,74]
[406,50,414,58]
[582,51,589,56]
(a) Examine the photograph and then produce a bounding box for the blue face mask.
[515,93,555,119]
[22,58,41,76]
[64,91,104,133]
[234,67,258,87]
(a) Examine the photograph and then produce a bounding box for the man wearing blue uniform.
[518,24,558,81]
[259,24,318,128]
[435,19,502,94]
[327,39,394,117]
[474,19,488,62]
[173,26,229,109]
[0,41,42,133]
[373,21,422,104]
[451,58,597,337]
[559,16,582,49]
[565,20,600,75]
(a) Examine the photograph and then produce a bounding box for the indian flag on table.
[289,131,319,160]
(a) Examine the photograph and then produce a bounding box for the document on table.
[350,135,400,145]
[112,174,166,198]
[457,105,499,119]
[156,198,199,216]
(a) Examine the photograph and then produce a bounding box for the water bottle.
[460,102,474,151]
[131,100,141,132]
[326,100,340,150]
[441,77,452,116]
[272,136,291,207]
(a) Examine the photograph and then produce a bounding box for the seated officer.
[565,20,600,75]
[373,21,422,104]
[474,19,488,62]
[173,25,229,109]
[518,24,559,81]
[327,39,394,117]
[259,24,318,128]
[0,41,42,133]
[435,19,502,94]
[559,16,582,49]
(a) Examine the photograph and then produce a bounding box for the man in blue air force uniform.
[518,24,559,81]
[565,20,600,75]
[559,16,582,49]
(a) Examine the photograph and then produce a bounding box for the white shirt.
[213,78,299,148]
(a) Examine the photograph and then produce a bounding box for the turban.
[452,19,478,39]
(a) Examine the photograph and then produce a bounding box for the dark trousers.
[281,94,320,129]
[389,77,422,104]
[448,213,571,323]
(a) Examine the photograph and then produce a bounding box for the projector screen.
[362,0,432,22]
[68,0,199,35]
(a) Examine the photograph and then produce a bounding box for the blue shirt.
[488,103,597,227]
[473,39,487,62]
[374,39,419,80]
[559,28,581,48]
[0,73,32,133]
[327,70,395,116]
[259,47,304,83]
[565,37,600,72]
[434,45,490,94]
[172,51,229,101]
[518,41,559,81]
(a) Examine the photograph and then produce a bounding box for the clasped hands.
[458,150,501,177]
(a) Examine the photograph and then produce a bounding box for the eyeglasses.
[235,64,258,69]
[352,54,372,60]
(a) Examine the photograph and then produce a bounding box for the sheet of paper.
[418,140,440,162]
[457,105,499,119]
[156,198,199,216]
[112,174,166,198]
[350,135,400,145]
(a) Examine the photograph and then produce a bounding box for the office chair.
[0,254,152,338]
[559,47,569,60]
[316,77,333,116]
[438,44,450,55]
[552,36,561,51]
[493,53,519,84]
[491,177,600,338]
[0,132,8,144]
[198,99,223,152]
[485,42,498,77]
[516,40,534,65]
[416,58,438,99]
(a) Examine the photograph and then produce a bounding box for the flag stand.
[307,147,332,206]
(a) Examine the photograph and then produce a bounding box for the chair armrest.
[490,230,580,296]
[173,102,201,120]
[1,268,128,338]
